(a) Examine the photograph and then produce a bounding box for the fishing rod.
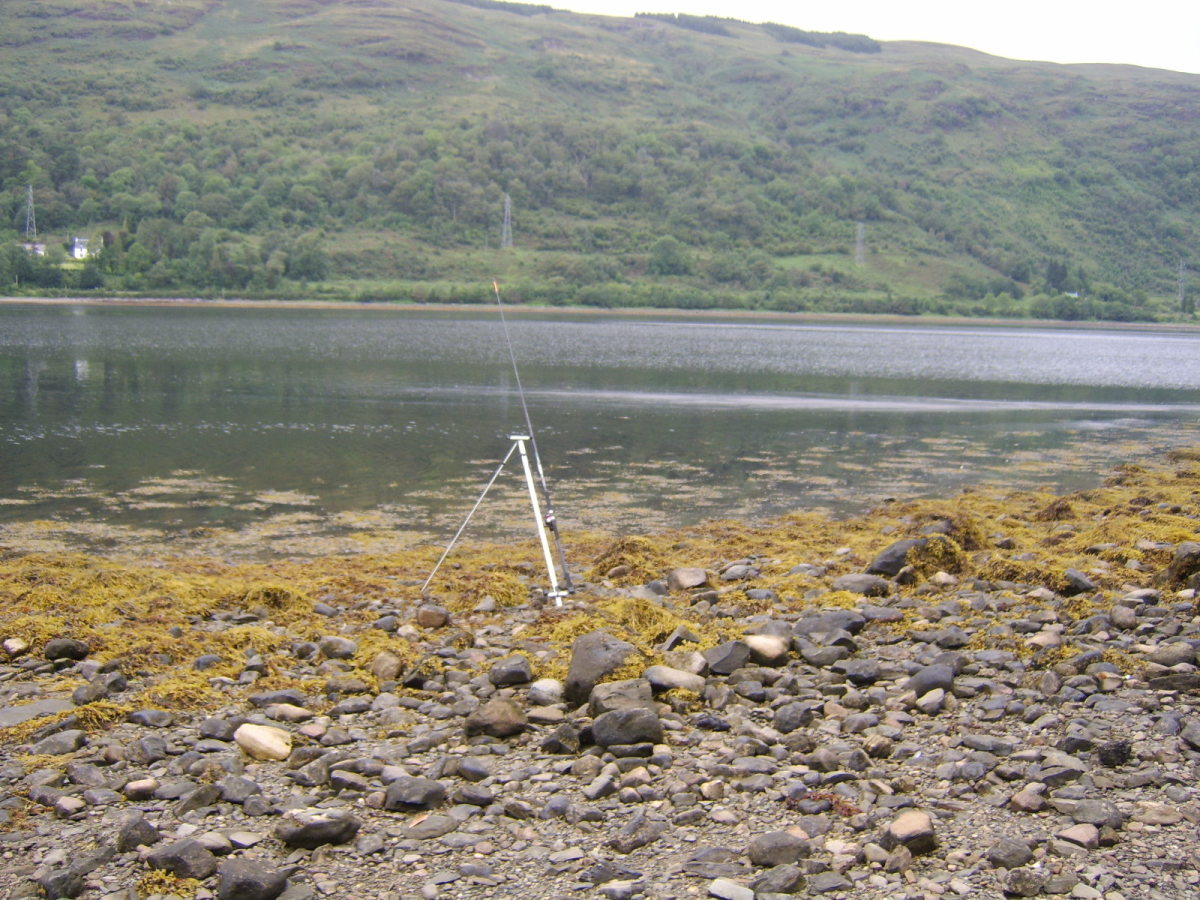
[492,280,574,596]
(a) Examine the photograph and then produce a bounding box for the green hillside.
[2,0,1198,319]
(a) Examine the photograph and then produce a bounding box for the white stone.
[234,722,292,761]
[708,878,755,900]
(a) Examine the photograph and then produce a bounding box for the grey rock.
[73,671,127,705]
[1069,798,1125,828]
[831,573,891,597]
[384,776,447,811]
[644,664,706,694]
[145,838,219,880]
[0,698,74,728]
[31,729,86,756]
[751,865,806,894]
[275,808,361,848]
[703,640,751,675]
[905,664,955,697]
[1061,568,1097,595]
[987,837,1033,869]
[116,813,161,852]
[607,810,666,853]
[668,567,709,591]
[219,775,263,804]
[317,635,357,659]
[217,859,288,900]
[37,867,85,899]
[808,872,853,893]
[589,678,656,715]
[405,814,459,839]
[1004,867,1048,897]
[592,707,664,748]
[464,697,527,738]
[174,783,222,816]
[866,539,926,576]
[773,702,817,733]
[565,630,637,705]
[746,831,810,867]
[127,708,173,727]
[487,653,533,686]
[1165,541,1200,585]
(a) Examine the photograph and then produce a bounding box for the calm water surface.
[1,303,1198,558]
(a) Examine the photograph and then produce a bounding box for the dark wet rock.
[72,671,126,705]
[1069,798,1125,828]
[880,810,936,855]
[808,871,853,893]
[703,640,751,675]
[1096,739,1132,767]
[1149,673,1200,692]
[174,783,223,816]
[541,723,582,754]
[773,702,817,733]
[905,664,955,697]
[867,539,926,576]
[115,812,162,852]
[1004,867,1048,897]
[1061,568,1098,595]
[831,573,891,597]
[44,638,89,661]
[593,707,664,748]
[216,858,289,900]
[275,808,361,848]
[249,688,306,707]
[751,864,805,894]
[565,630,637,706]
[127,708,173,727]
[383,776,447,811]
[488,653,533,686]
[146,838,219,880]
[794,609,867,637]
[37,867,85,899]
[218,775,262,804]
[988,837,1033,869]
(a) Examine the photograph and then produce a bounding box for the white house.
[71,237,90,260]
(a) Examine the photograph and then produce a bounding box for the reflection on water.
[1,303,1198,558]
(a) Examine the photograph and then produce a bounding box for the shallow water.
[1,303,1198,558]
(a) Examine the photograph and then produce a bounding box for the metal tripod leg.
[512,435,567,605]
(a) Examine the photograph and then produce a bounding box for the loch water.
[2,302,1198,556]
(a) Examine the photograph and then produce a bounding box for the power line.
[501,193,513,249]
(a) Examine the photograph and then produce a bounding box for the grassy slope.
[1,0,1199,314]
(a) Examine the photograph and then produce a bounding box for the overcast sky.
[551,0,1200,74]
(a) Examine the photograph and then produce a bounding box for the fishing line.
[492,280,574,593]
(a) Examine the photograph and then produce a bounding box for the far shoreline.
[3,295,1200,332]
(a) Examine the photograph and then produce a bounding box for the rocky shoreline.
[3,451,1200,900]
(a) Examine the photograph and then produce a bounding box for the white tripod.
[421,434,569,605]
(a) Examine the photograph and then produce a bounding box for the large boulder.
[564,630,636,706]
[866,538,926,576]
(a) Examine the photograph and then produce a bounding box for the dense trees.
[0,0,1196,320]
